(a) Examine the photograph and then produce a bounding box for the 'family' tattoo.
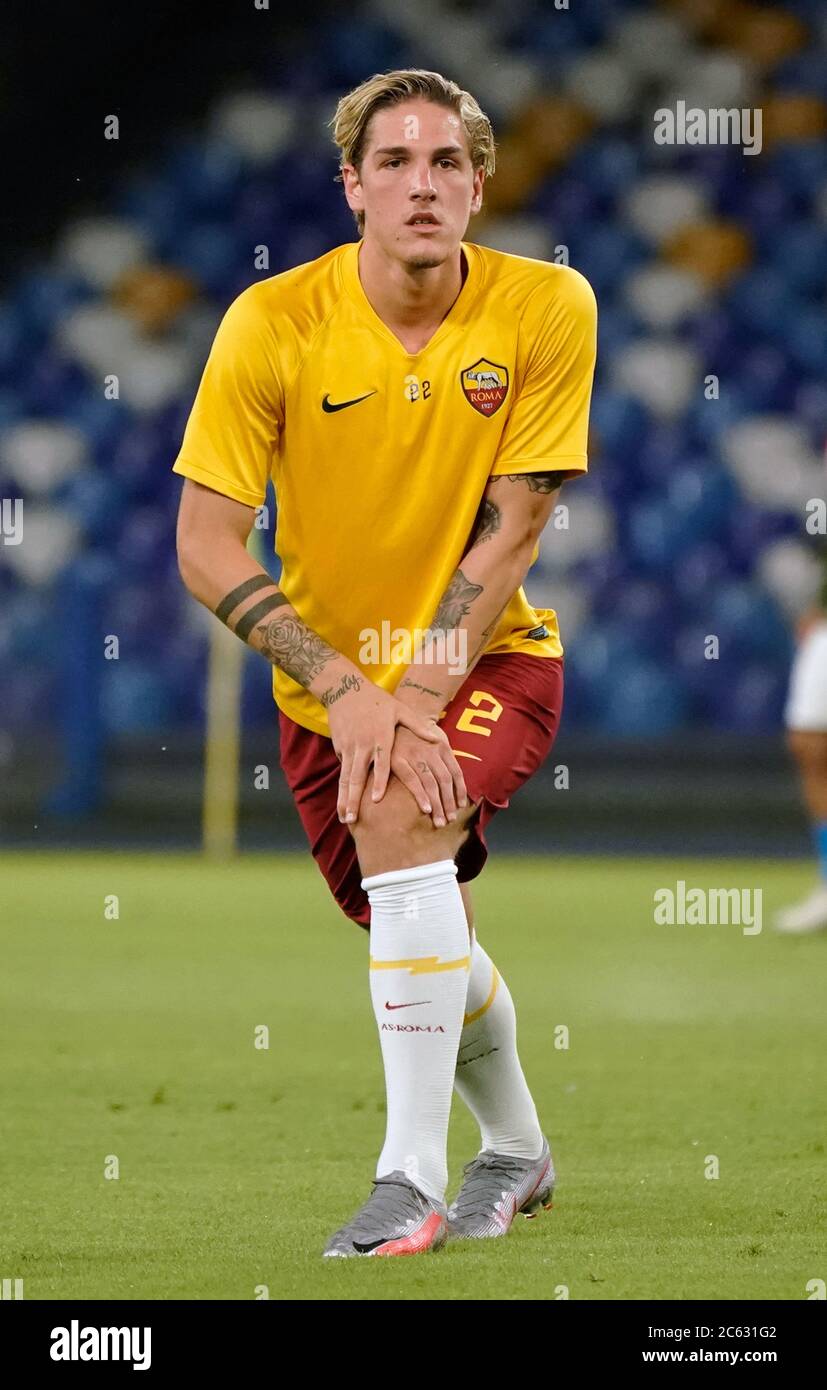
[432,568,484,630]
[319,671,363,708]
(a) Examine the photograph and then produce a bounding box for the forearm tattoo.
[214,576,340,689]
[432,568,484,631]
[214,574,278,625]
[234,592,289,642]
[398,574,511,711]
[398,677,442,698]
[319,671,363,708]
[214,577,291,642]
[253,614,338,689]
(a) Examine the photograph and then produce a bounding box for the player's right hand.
[383,723,468,829]
[327,684,464,826]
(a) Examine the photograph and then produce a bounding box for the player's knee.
[350,773,480,859]
[351,770,430,843]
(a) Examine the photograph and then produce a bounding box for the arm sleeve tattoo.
[213,578,290,637]
[469,497,501,547]
[213,575,339,690]
[431,568,484,631]
[503,469,568,493]
[252,614,338,689]
[214,574,275,625]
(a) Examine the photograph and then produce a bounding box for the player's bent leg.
[320,654,562,1253]
[449,930,552,1239]
[322,776,484,1256]
[348,768,482,878]
[777,729,827,933]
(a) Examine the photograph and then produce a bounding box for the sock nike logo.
[456,1045,500,1067]
[384,1000,431,1010]
[321,391,377,413]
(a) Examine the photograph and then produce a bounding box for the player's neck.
[356,237,467,345]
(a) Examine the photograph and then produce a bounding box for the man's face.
[343,99,484,267]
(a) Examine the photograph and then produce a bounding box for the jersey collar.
[339,238,483,357]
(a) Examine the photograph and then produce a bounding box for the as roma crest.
[460,358,509,417]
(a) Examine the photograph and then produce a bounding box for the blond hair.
[329,69,496,235]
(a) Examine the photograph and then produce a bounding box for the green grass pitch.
[1,851,824,1301]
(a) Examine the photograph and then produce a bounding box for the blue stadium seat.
[100,661,175,733]
[598,656,689,736]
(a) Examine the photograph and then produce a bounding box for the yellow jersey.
[172,239,597,736]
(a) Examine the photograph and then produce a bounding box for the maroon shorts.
[277,651,564,930]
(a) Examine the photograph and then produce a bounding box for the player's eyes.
[382,158,457,168]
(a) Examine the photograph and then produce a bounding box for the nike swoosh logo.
[321,391,377,413]
[385,1000,431,1010]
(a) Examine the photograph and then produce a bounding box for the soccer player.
[173,69,597,1257]
[777,498,827,934]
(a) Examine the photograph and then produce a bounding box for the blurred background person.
[777,439,827,932]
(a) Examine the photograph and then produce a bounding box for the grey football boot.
[446,1137,555,1238]
[323,1170,448,1258]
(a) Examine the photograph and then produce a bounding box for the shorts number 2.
[455,690,503,738]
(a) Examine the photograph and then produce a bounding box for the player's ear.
[341,162,363,209]
[470,168,485,215]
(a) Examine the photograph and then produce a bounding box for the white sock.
[454,935,545,1159]
[362,858,470,1204]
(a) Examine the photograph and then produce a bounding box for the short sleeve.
[172,286,283,508]
[490,266,597,480]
